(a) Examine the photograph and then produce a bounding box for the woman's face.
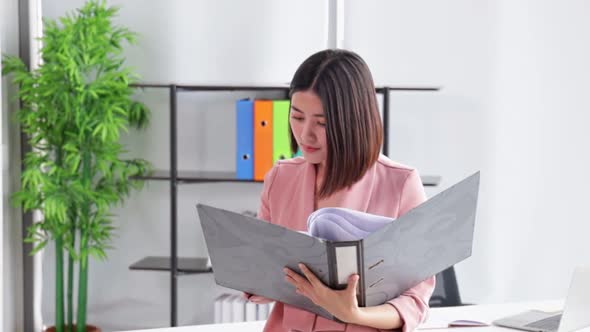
[290,90,327,165]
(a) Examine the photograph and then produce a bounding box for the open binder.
[196,172,480,320]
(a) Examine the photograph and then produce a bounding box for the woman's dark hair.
[289,49,383,199]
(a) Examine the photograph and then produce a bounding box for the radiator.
[214,293,275,323]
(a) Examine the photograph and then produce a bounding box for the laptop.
[493,266,590,332]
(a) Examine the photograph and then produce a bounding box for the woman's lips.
[301,144,320,153]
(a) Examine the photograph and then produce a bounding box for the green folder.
[273,100,291,163]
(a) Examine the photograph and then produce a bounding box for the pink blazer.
[257,155,436,332]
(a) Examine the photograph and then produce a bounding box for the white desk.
[118,300,590,332]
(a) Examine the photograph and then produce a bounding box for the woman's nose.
[301,122,316,142]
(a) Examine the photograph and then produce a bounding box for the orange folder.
[254,100,274,181]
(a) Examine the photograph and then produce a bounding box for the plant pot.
[45,325,101,332]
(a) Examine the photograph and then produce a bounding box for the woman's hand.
[242,292,274,304]
[284,263,360,323]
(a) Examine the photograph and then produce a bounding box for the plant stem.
[67,207,76,332]
[77,149,91,332]
[55,146,65,332]
[76,234,89,332]
[55,236,65,332]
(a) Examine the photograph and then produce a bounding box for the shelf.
[125,81,443,327]
[135,170,441,186]
[375,86,440,92]
[130,83,440,93]
[131,83,290,91]
[129,256,212,275]
[178,84,290,92]
[134,170,264,183]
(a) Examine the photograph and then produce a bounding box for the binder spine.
[254,100,274,181]
[272,100,291,163]
[327,240,365,307]
[236,99,254,179]
[327,243,338,289]
[357,241,366,307]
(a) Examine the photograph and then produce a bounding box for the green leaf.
[6,0,153,284]
[88,247,107,260]
[30,240,49,256]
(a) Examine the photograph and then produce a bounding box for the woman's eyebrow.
[291,105,325,117]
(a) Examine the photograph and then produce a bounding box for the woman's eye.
[291,117,304,121]
[317,122,326,127]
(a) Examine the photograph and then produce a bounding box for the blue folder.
[236,99,254,180]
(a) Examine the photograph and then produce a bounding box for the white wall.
[1,0,24,331]
[345,0,590,304]
[344,0,497,304]
[1,26,4,332]
[41,0,328,330]
[1,18,4,332]
[30,0,590,330]
[487,0,590,302]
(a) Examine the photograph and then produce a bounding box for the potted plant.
[2,1,151,331]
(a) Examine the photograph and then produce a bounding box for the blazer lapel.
[296,161,317,231]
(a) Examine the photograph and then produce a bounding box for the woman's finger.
[284,267,307,285]
[249,295,274,304]
[346,274,359,297]
[284,267,312,295]
[284,273,298,286]
[298,263,322,288]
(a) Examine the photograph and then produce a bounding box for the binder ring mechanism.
[368,259,385,288]
[368,259,384,270]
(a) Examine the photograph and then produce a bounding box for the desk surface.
[118,300,590,332]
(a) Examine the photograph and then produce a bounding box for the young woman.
[247,49,435,332]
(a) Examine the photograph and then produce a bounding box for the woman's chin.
[301,155,325,164]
